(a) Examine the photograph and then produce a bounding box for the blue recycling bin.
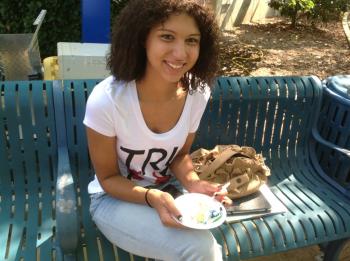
[315,75,350,193]
[317,75,350,149]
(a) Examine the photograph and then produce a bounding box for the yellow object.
[43,56,59,80]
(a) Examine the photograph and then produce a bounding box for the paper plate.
[174,193,226,229]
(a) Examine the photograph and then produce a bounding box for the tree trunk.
[291,5,298,28]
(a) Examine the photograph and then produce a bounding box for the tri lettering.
[120,146,179,182]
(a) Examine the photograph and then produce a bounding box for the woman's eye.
[186,38,200,45]
[160,34,174,41]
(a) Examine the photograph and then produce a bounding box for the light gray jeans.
[89,188,223,261]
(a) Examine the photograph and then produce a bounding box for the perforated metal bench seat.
[210,155,350,259]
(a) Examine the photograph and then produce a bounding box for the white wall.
[202,0,279,30]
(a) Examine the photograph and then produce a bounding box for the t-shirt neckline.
[128,80,190,138]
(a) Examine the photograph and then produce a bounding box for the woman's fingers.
[152,190,185,227]
[213,191,232,205]
[220,196,233,206]
[160,211,185,228]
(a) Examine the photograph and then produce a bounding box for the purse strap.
[200,146,242,179]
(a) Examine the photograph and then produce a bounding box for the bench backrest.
[193,76,322,157]
[63,76,323,172]
[0,81,58,260]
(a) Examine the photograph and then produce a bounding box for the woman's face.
[144,12,201,84]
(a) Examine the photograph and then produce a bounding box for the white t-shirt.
[83,76,210,193]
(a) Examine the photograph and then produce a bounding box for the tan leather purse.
[191,145,270,199]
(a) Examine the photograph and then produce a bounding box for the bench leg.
[323,239,349,261]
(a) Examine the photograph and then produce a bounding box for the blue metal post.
[82,0,110,43]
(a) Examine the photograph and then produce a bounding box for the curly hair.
[107,0,220,91]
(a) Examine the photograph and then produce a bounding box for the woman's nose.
[172,41,187,60]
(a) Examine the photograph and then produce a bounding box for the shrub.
[268,0,315,27]
[310,0,348,22]
[0,1,81,58]
[269,0,348,27]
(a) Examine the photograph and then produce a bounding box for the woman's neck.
[136,75,182,103]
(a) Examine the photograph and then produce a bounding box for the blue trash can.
[327,75,350,98]
[317,75,350,149]
[315,75,350,193]
[313,139,350,191]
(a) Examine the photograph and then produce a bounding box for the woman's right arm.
[86,127,182,227]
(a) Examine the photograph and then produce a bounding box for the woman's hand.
[147,189,185,228]
[187,180,233,205]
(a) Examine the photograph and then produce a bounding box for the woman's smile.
[165,61,185,70]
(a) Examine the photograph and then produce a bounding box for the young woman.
[84,0,225,260]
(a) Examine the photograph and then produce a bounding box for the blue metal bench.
[0,81,58,260]
[1,76,349,260]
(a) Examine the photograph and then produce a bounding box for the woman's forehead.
[154,13,200,35]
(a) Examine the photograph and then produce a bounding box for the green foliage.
[310,0,348,22]
[0,0,81,58]
[0,0,129,59]
[269,0,315,27]
[269,0,348,26]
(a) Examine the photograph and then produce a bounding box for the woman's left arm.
[170,133,220,196]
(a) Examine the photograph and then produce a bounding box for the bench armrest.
[56,146,79,255]
[53,80,79,257]
[310,128,350,199]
